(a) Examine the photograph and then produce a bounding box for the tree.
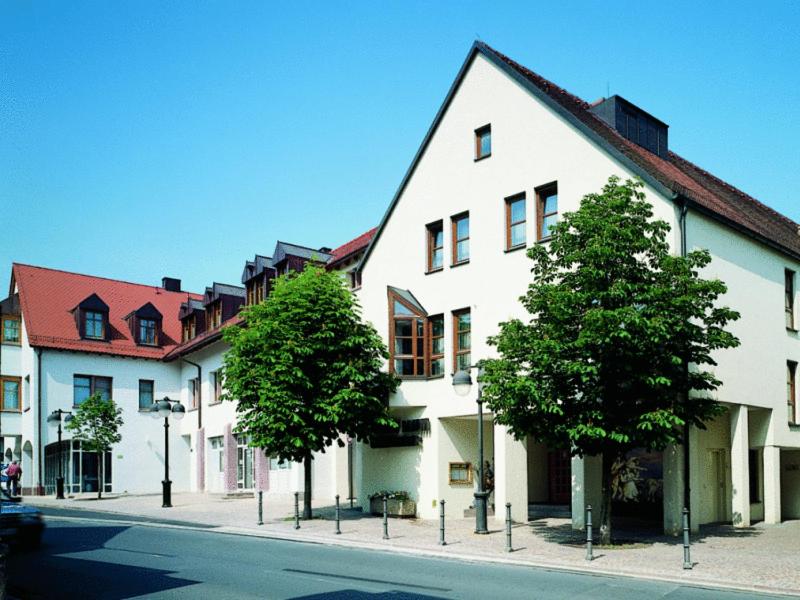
[481,176,740,544]
[66,393,124,499]
[222,264,399,519]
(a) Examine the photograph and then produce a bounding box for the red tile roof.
[328,228,377,266]
[163,314,242,361]
[479,42,800,258]
[13,263,202,359]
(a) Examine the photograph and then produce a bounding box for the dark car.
[0,489,44,549]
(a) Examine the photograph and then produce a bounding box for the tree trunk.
[303,452,312,520]
[97,451,103,500]
[598,449,615,545]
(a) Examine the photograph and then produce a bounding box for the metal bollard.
[382,494,389,540]
[682,507,692,569]
[257,490,264,526]
[439,500,446,546]
[335,494,341,535]
[505,503,512,552]
[586,504,593,561]
[294,491,300,530]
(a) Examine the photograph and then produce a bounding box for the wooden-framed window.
[429,315,445,377]
[786,269,795,330]
[474,124,491,160]
[255,281,265,304]
[190,377,200,410]
[426,221,444,272]
[207,302,222,330]
[748,449,760,502]
[452,309,471,372]
[451,213,470,265]
[138,379,154,411]
[182,316,196,342]
[2,316,20,344]
[536,182,558,241]
[73,375,112,407]
[139,318,158,345]
[211,371,222,404]
[449,462,472,485]
[1,376,21,411]
[389,293,426,378]
[84,310,106,339]
[246,282,256,306]
[505,193,526,250]
[789,360,797,424]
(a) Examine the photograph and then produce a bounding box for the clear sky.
[2,1,798,294]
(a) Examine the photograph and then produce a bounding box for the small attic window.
[139,319,157,345]
[76,293,109,341]
[131,302,163,346]
[85,311,105,339]
[475,124,491,160]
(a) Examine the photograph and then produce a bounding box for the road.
[6,510,791,600]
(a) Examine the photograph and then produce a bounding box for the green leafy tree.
[222,264,399,519]
[482,176,740,544]
[66,392,124,499]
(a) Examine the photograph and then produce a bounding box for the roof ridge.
[12,263,202,297]
[275,240,329,253]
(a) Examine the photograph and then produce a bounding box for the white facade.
[355,47,800,532]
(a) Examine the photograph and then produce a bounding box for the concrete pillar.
[662,443,685,535]
[223,423,237,493]
[763,445,781,524]
[493,424,527,523]
[254,448,269,492]
[730,405,750,526]
[196,427,205,492]
[571,454,602,529]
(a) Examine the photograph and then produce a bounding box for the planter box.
[369,496,417,518]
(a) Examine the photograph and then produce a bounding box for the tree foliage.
[222,264,399,517]
[66,392,124,499]
[481,176,740,542]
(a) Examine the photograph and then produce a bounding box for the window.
[449,462,472,484]
[269,456,291,470]
[138,380,154,411]
[505,193,526,250]
[453,309,471,372]
[789,361,797,424]
[246,282,256,306]
[537,183,558,240]
[207,302,222,329]
[84,310,106,339]
[190,377,200,410]
[1,376,21,411]
[389,292,426,378]
[139,318,157,345]
[748,449,760,503]
[429,315,444,377]
[210,436,224,472]
[786,269,795,329]
[2,316,20,344]
[451,213,470,265]
[427,221,444,272]
[211,371,222,404]
[73,375,112,406]
[182,316,196,342]
[475,125,491,160]
[256,281,264,304]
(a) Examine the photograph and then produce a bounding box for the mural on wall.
[611,448,663,518]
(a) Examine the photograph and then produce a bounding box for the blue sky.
[2,1,798,294]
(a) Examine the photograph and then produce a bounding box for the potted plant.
[368,491,416,518]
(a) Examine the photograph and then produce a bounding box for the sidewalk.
[28,492,800,597]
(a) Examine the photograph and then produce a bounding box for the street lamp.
[452,365,490,534]
[149,397,185,507]
[46,409,73,499]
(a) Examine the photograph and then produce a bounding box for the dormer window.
[85,311,105,339]
[207,301,222,329]
[128,302,162,346]
[139,318,157,345]
[182,316,196,342]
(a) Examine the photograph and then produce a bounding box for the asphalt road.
[6,510,792,600]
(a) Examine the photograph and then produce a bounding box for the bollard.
[682,507,692,570]
[439,500,446,546]
[382,494,389,540]
[335,494,341,535]
[257,490,264,526]
[294,491,300,530]
[505,503,512,552]
[586,504,593,561]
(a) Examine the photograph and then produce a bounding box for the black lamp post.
[453,365,490,534]
[149,397,185,507]
[46,409,73,499]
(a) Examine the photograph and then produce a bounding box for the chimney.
[162,277,181,292]
[589,95,669,159]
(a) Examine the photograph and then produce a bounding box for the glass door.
[236,435,254,490]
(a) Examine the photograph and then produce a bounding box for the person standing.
[6,460,21,496]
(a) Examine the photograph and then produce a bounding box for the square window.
[449,462,472,484]
[2,316,20,344]
[85,311,105,339]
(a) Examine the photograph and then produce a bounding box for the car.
[0,489,44,549]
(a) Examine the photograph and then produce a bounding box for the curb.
[44,513,800,598]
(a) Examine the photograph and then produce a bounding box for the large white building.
[353,42,800,533]
[2,231,374,502]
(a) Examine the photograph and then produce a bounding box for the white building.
[354,41,800,533]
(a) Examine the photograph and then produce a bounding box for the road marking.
[282,568,452,593]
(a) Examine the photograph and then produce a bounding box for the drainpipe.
[678,197,691,521]
[183,359,202,429]
[36,347,43,494]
